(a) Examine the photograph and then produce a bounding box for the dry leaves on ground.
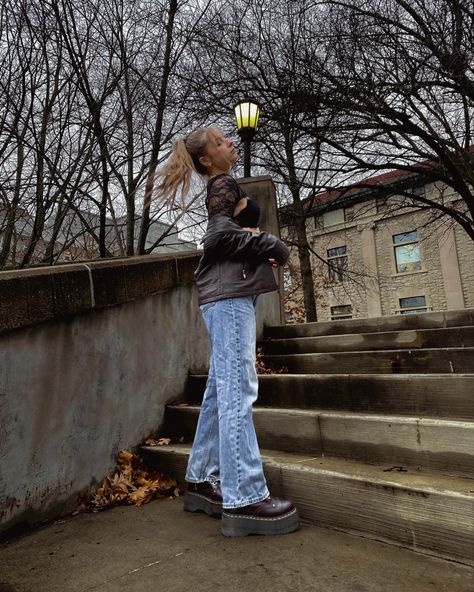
[89,449,178,512]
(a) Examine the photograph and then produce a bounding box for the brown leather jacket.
[195,215,290,305]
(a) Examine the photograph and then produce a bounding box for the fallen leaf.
[144,437,171,446]
[117,450,134,464]
[87,449,179,512]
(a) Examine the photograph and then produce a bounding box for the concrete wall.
[0,245,283,535]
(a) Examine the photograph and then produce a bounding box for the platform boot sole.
[183,492,223,518]
[221,508,299,537]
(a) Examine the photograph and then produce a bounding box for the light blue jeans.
[185,295,270,509]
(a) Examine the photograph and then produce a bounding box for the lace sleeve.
[206,175,244,219]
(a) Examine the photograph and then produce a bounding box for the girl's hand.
[243,226,260,233]
[268,258,278,268]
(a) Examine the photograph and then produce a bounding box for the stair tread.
[260,326,474,342]
[142,443,474,497]
[168,403,474,427]
[264,346,474,355]
[263,309,474,337]
[188,373,474,378]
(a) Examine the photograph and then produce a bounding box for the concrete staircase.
[142,309,474,565]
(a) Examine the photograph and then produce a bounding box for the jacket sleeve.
[205,229,290,266]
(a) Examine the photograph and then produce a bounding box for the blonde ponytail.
[156,128,211,210]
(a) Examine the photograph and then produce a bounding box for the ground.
[0,497,472,592]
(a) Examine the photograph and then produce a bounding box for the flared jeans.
[185,295,270,509]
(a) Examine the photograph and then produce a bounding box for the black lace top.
[206,174,246,219]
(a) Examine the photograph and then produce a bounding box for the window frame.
[392,230,422,274]
[398,295,428,315]
[327,245,348,284]
[331,304,353,320]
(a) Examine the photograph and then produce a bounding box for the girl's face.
[200,128,238,175]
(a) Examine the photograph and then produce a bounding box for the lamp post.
[234,99,261,177]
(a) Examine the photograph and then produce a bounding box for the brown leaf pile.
[144,437,171,446]
[89,450,178,512]
[256,347,288,375]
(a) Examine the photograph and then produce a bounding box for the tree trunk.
[292,196,318,322]
[0,141,24,268]
[284,132,318,322]
[137,0,178,255]
[124,62,136,256]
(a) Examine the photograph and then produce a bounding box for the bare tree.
[0,0,216,268]
[48,0,129,258]
[0,2,30,266]
[290,0,474,240]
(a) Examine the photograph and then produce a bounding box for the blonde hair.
[156,127,215,210]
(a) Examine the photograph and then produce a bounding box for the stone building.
[282,169,474,322]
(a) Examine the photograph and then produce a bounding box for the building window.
[323,208,345,227]
[319,207,355,228]
[331,304,352,320]
[393,230,422,273]
[327,245,348,283]
[399,296,427,314]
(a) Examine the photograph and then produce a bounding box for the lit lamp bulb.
[234,99,262,177]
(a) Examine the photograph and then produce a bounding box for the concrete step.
[260,327,474,355]
[184,374,474,420]
[261,347,474,374]
[163,405,474,479]
[264,309,474,339]
[141,444,474,565]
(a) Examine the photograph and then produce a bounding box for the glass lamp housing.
[234,100,261,135]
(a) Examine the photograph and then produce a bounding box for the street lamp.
[234,98,261,177]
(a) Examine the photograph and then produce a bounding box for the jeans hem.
[185,477,220,485]
[222,490,270,510]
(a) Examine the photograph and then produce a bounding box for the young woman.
[157,127,298,537]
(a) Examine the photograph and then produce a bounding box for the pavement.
[0,497,472,592]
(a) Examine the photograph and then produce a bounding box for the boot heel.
[183,493,203,513]
[183,492,222,517]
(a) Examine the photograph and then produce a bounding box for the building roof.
[297,145,474,216]
[302,168,423,215]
